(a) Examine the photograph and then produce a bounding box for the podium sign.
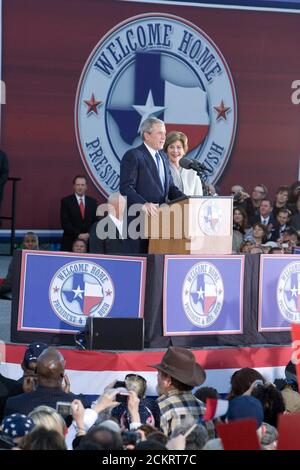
[17,251,146,334]
[146,197,233,254]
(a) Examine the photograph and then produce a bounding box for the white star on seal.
[290,286,298,297]
[132,90,166,131]
[72,285,84,299]
[196,286,205,301]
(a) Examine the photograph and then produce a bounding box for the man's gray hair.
[140,117,164,140]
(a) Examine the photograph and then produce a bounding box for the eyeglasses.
[253,188,265,193]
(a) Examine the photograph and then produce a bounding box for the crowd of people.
[0,343,298,450]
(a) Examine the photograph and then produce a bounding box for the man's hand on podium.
[142,202,158,217]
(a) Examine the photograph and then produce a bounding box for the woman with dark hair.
[163,131,203,196]
[232,207,248,253]
[245,222,268,246]
[227,368,265,400]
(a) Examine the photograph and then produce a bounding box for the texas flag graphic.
[108,52,209,151]
[285,272,300,312]
[63,273,103,316]
[191,273,217,315]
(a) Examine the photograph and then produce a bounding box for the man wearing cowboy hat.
[151,346,206,436]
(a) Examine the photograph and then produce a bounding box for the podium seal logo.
[182,262,224,327]
[277,262,300,323]
[49,261,114,327]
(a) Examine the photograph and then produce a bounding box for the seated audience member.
[89,192,132,254]
[60,175,98,251]
[272,185,289,217]
[287,180,300,212]
[0,231,39,299]
[289,192,300,230]
[239,240,254,254]
[277,227,299,253]
[270,208,291,242]
[150,346,206,437]
[245,222,268,246]
[227,367,265,400]
[163,131,203,196]
[4,348,83,416]
[239,183,268,226]
[230,184,249,208]
[232,207,248,253]
[252,199,276,239]
[72,238,87,253]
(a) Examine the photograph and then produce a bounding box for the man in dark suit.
[120,117,184,252]
[4,348,83,417]
[89,192,132,254]
[60,175,98,251]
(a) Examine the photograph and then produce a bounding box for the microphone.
[179,157,209,172]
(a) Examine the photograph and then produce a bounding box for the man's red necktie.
[79,198,85,219]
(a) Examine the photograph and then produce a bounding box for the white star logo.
[72,285,84,299]
[290,286,298,297]
[132,90,166,131]
[196,286,205,301]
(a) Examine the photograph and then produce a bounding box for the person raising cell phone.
[4,348,86,417]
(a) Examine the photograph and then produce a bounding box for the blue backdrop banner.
[163,255,244,335]
[259,255,300,332]
[17,251,146,334]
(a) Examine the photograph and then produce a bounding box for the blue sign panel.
[163,255,244,335]
[259,255,300,331]
[18,251,146,334]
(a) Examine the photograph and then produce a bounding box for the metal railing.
[0,177,21,256]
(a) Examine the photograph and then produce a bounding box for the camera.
[122,431,139,446]
[113,381,126,389]
[56,401,72,418]
[116,392,129,404]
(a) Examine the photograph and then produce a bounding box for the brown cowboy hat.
[151,346,206,387]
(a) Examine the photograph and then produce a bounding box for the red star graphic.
[53,286,59,293]
[214,100,230,120]
[84,93,102,115]
[105,289,112,297]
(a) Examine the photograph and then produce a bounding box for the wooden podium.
[145,196,233,255]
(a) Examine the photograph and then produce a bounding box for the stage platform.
[0,343,292,397]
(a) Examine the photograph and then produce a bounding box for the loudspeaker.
[86,317,144,351]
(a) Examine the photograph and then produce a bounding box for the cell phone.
[116,392,129,404]
[56,401,72,418]
[114,381,126,389]
[282,243,289,248]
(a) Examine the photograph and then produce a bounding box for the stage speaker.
[86,317,144,351]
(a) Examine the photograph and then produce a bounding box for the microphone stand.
[196,169,209,196]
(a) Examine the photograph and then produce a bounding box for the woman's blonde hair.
[163,131,188,154]
[29,405,66,436]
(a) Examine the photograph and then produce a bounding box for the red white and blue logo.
[182,262,224,327]
[49,261,114,327]
[75,13,237,197]
[277,262,300,323]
